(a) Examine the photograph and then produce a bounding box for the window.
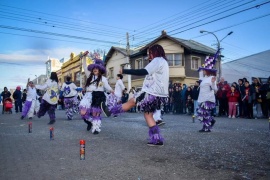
[191,56,200,70]
[135,58,143,69]
[166,53,182,66]
[109,67,114,78]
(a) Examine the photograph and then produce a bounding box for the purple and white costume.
[36,79,59,121]
[197,55,218,131]
[79,56,113,134]
[108,57,169,145]
[21,86,40,118]
[60,81,79,120]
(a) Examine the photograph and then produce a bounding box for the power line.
[0,9,126,36]
[133,0,270,48]
[0,15,124,39]
[0,31,114,48]
[0,4,132,31]
[0,25,119,44]
[134,0,243,39]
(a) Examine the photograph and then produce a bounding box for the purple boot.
[147,125,164,146]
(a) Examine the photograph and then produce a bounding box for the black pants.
[15,100,22,112]
[243,101,254,118]
[219,98,228,116]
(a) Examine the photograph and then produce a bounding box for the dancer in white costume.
[79,51,114,134]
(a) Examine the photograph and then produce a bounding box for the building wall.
[106,50,127,87]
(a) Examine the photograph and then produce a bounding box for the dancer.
[197,53,218,132]
[59,76,82,120]
[115,74,125,103]
[79,51,114,134]
[108,44,169,146]
[35,72,59,124]
[21,79,40,120]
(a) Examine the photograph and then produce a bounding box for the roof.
[104,46,127,63]
[138,33,216,55]
[222,49,270,81]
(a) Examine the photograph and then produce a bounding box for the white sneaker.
[228,115,231,118]
[232,115,235,118]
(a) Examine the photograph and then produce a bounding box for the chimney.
[161,30,167,35]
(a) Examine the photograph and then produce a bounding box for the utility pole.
[126,32,131,91]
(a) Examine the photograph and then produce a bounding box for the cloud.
[0,47,86,65]
[0,47,87,90]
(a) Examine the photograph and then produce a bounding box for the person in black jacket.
[260,76,270,118]
[1,87,11,114]
[13,86,23,113]
[192,81,200,116]
[22,89,27,104]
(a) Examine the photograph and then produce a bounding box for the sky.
[0,0,270,91]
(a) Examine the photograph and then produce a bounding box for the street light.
[200,30,233,80]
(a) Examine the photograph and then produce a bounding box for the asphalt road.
[0,106,269,180]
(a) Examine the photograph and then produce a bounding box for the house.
[222,49,270,83]
[105,31,219,90]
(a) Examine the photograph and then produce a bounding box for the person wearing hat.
[13,86,23,113]
[21,79,40,120]
[197,53,218,132]
[79,51,114,135]
[35,72,59,125]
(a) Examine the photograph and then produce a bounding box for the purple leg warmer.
[148,125,164,144]
[197,101,216,130]
[107,94,124,116]
[21,100,32,117]
[64,98,74,119]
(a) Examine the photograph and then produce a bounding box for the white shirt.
[86,76,113,92]
[115,79,125,98]
[26,87,38,101]
[61,82,78,97]
[142,57,169,97]
[36,79,59,105]
[197,71,217,103]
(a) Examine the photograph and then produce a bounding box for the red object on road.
[80,140,85,160]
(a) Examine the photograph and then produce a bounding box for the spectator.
[13,86,23,113]
[181,84,187,114]
[237,79,245,117]
[192,81,200,116]
[1,87,11,114]
[260,76,270,119]
[121,88,129,104]
[252,78,263,118]
[217,77,230,116]
[227,85,240,118]
[243,81,255,119]
[22,89,27,104]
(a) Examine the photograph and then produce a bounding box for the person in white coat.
[197,53,218,132]
[21,79,40,120]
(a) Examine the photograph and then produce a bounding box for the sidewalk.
[0,106,269,180]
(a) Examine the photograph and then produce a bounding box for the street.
[0,106,269,180]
